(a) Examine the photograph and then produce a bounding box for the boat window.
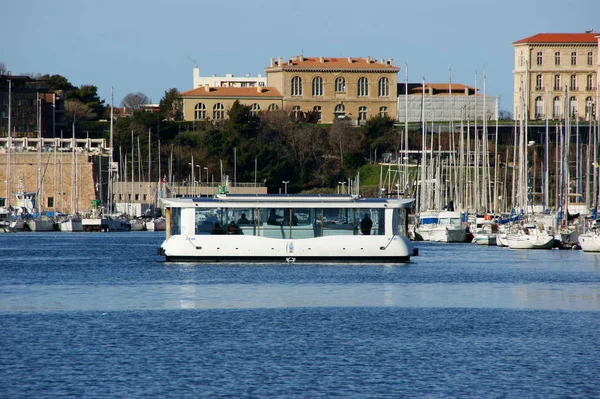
[170,207,181,235]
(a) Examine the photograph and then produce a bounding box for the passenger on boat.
[227,221,241,235]
[237,213,250,225]
[360,214,373,235]
[268,209,282,225]
[211,222,226,235]
[283,212,299,226]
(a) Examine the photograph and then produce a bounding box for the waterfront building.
[265,56,399,124]
[179,86,283,122]
[512,31,600,121]
[396,82,498,123]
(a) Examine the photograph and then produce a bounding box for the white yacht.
[158,194,418,263]
[429,211,468,243]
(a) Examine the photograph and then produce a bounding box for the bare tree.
[121,92,151,110]
[65,100,96,132]
[328,119,362,167]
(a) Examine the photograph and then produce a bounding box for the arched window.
[585,96,594,119]
[291,76,302,96]
[250,103,260,117]
[378,77,389,97]
[535,75,542,91]
[268,103,278,111]
[213,103,225,120]
[553,96,561,117]
[335,77,346,92]
[313,106,322,121]
[291,105,302,121]
[334,103,345,118]
[569,96,577,117]
[379,106,388,118]
[194,103,206,120]
[534,96,544,118]
[358,106,367,122]
[357,77,368,97]
[312,76,323,96]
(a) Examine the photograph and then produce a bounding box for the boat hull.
[58,219,83,232]
[26,219,55,232]
[506,234,555,249]
[473,233,497,246]
[160,235,415,263]
[579,233,600,252]
[429,227,468,243]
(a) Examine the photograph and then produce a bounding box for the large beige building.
[265,56,399,124]
[513,31,600,121]
[180,56,399,124]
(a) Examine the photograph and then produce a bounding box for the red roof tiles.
[266,56,399,71]
[513,32,598,44]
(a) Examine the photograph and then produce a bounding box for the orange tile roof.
[266,56,399,71]
[181,86,282,98]
[513,32,598,44]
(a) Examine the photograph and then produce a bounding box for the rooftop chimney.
[270,58,275,67]
[366,56,371,63]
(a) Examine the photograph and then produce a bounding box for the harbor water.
[1,232,599,398]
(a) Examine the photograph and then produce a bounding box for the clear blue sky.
[2,0,598,113]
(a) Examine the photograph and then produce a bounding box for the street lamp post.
[338,181,346,194]
[204,167,209,188]
[196,165,202,195]
[282,181,289,194]
[188,160,194,197]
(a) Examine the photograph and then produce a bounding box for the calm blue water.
[1,233,599,398]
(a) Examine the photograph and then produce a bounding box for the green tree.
[159,88,181,121]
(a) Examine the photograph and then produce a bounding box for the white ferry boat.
[157,194,418,263]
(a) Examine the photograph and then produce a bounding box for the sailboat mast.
[108,87,114,215]
[6,77,11,208]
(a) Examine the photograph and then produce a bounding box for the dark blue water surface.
[1,232,600,398]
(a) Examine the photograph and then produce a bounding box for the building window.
[334,103,345,118]
[358,106,367,122]
[291,106,302,121]
[535,96,544,118]
[571,51,577,65]
[588,51,593,66]
[250,103,260,117]
[378,77,389,97]
[258,82,265,87]
[553,96,561,117]
[268,103,278,111]
[554,75,561,90]
[570,75,577,91]
[291,76,302,96]
[335,77,346,92]
[585,96,594,118]
[213,103,225,120]
[194,103,206,120]
[312,76,323,96]
[536,51,543,66]
[535,74,542,91]
[47,197,54,208]
[554,51,561,65]
[569,96,577,117]
[379,106,388,118]
[357,77,368,97]
[587,75,593,90]
[313,106,322,121]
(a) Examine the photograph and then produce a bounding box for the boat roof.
[161,193,415,209]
